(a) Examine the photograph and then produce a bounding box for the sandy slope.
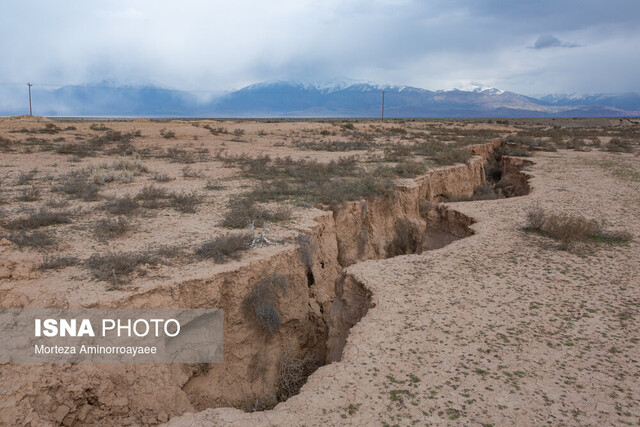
[170,150,640,426]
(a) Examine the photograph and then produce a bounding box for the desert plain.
[0,116,638,425]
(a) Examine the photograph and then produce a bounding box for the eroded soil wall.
[0,140,532,425]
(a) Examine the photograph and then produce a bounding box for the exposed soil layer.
[0,119,537,425]
[169,144,640,427]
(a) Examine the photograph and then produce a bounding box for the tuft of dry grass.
[93,217,131,238]
[295,233,315,268]
[5,208,72,230]
[221,195,291,228]
[160,128,176,139]
[244,274,288,335]
[152,173,172,182]
[524,204,632,249]
[86,250,160,287]
[15,170,38,186]
[103,196,140,215]
[40,255,79,270]
[433,146,472,165]
[605,137,634,153]
[53,173,100,201]
[17,185,41,202]
[6,230,56,248]
[386,218,421,256]
[276,345,320,401]
[195,232,252,263]
[169,191,202,213]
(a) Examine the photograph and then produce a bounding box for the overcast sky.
[1,0,639,95]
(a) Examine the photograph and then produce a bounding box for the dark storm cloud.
[0,0,638,99]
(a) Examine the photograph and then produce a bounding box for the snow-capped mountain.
[2,80,638,117]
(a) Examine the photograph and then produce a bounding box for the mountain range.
[3,80,639,118]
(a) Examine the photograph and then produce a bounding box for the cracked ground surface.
[169,149,640,426]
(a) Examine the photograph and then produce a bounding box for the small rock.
[620,286,627,290]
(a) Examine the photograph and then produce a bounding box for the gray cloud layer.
[532,35,579,49]
[0,0,638,97]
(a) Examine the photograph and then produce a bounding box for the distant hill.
[2,80,639,118]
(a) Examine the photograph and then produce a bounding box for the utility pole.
[381,90,385,122]
[27,83,33,116]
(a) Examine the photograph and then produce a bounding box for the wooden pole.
[27,83,33,116]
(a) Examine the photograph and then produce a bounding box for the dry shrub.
[447,184,501,202]
[383,143,413,161]
[136,184,169,201]
[6,208,72,230]
[205,178,224,190]
[169,191,202,213]
[393,159,425,177]
[152,173,172,182]
[500,146,531,157]
[86,250,160,287]
[419,199,434,218]
[162,147,197,163]
[524,204,631,249]
[18,185,41,202]
[53,173,100,201]
[434,146,472,165]
[40,255,79,270]
[195,232,252,262]
[94,217,131,238]
[526,202,546,230]
[87,155,148,185]
[222,195,291,228]
[605,138,634,153]
[216,152,396,206]
[276,345,320,401]
[16,170,38,185]
[6,230,56,248]
[203,124,228,135]
[596,230,634,244]
[315,174,396,206]
[543,213,601,249]
[0,136,14,152]
[386,218,421,256]
[90,123,110,131]
[103,196,139,215]
[243,274,288,335]
[295,233,315,268]
[160,128,176,139]
[292,139,370,152]
[133,186,202,213]
[182,166,204,178]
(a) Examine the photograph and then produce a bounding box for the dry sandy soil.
[0,116,638,425]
